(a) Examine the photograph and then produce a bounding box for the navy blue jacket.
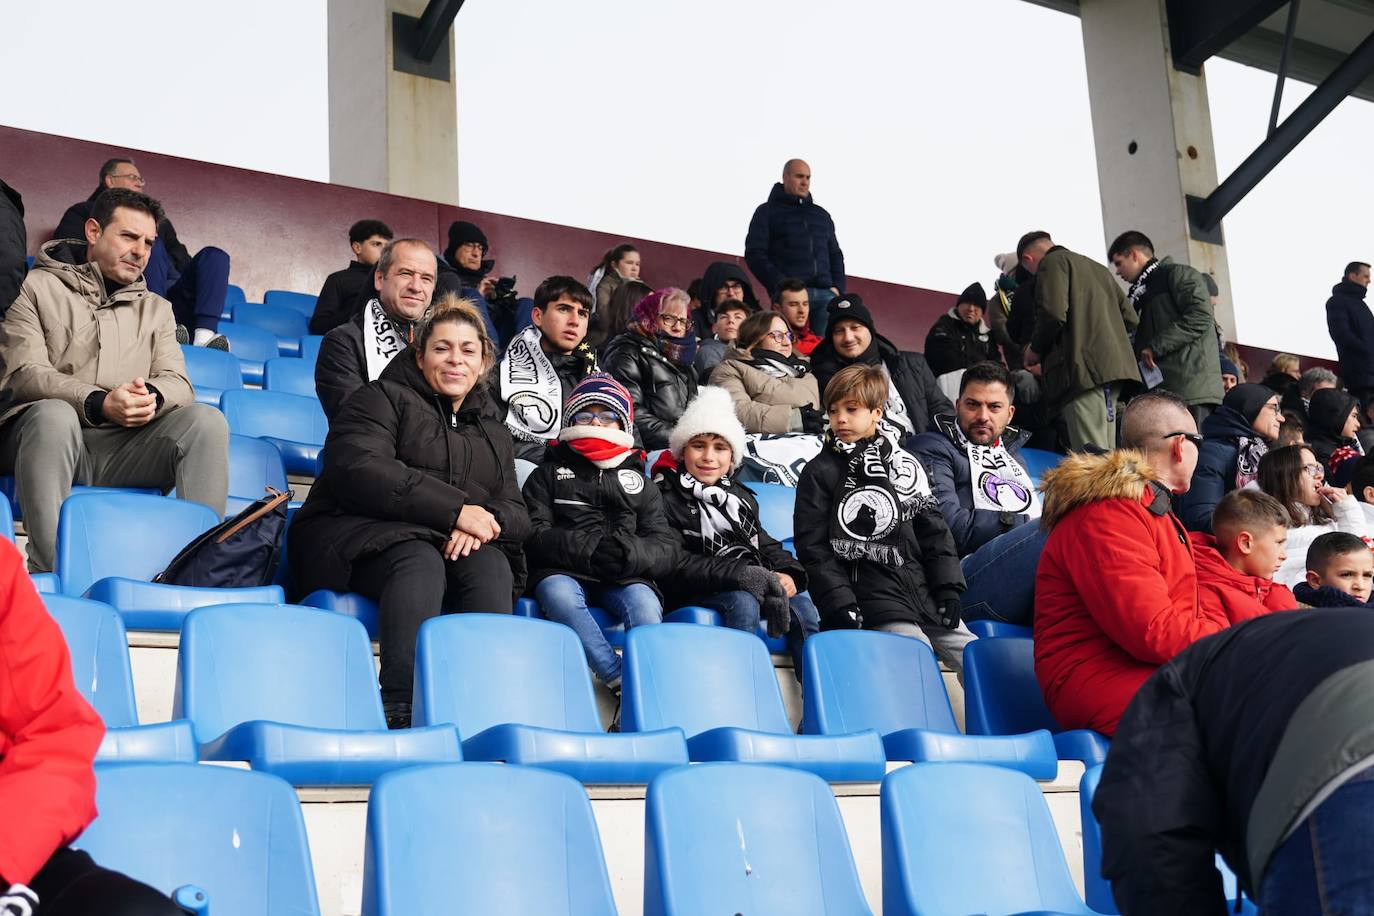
[1326,279,1374,392]
[1175,406,1256,534]
[744,183,845,296]
[910,416,1033,556]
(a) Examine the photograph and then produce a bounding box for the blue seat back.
[264,358,318,398]
[363,763,616,915]
[1019,447,1062,486]
[224,283,247,310]
[263,290,319,317]
[44,594,138,727]
[216,322,280,364]
[174,603,386,743]
[623,624,790,737]
[645,763,870,915]
[235,302,310,341]
[881,762,1086,915]
[413,614,603,736]
[300,335,324,363]
[76,763,321,915]
[228,434,289,511]
[221,390,329,446]
[1080,764,1112,913]
[179,344,243,392]
[57,492,219,597]
[0,491,12,543]
[963,636,1060,735]
[749,481,796,542]
[803,630,958,736]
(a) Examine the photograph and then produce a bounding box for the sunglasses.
[1161,431,1203,447]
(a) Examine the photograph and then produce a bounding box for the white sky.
[1,0,1366,359]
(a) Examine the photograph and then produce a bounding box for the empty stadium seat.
[644,763,871,915]
[221,283,246,322]
[300,334,324,363]
[220,389,329,477]
[227,433,291,516]
[413,614,689,783]
[215,322,279,384]
[622,624,886,781]
[363,763,618,916]
[882,762,1094,915]
[180,343,243,407]
[0,478,160,523]
[516,595,720,647]
[235,302,308,356]
[966,619,1033,639]
[75,763,322,916]
[803,631,1056,778]
[1019,447,1062,487]
[300,589,379,638]
[963,636,1111,765]
[0,491,12,543]
[264,289,319,317]
[750,480,796,541]
[46,594,195,761]
[30,572,59,592]
[264,356,318,398]
[57,491,283,628]
[174,603,461,784]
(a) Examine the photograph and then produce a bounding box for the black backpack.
[154,489,291,589]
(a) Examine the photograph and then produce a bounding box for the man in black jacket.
[1095,610,1374,914]
[0,179,24,320]
[54,158,229,348]
[744,159,844,335]
[435,220,514,347]
[923,283,997,378]
[309,219,393,335]
[315,238,436,421]
[1326,260,1374,405]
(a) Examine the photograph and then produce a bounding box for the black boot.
[384,701,411,730]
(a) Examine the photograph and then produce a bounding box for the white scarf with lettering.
[499,324,564,442]
[950,421,1041,518]
[363,298,407,383]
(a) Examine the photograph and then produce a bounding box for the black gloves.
[826,605,864,630]
[761,574,791,638]
[932,589,963,630]
[593,536,630,580]
[798,405,826,435]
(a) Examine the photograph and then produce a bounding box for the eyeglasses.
[1303,463,1326,479]
[110,172,145,186]
[765,330,794,343]
[571,410,621,426]
[1162,431,1203,447]
[658,314,689,331]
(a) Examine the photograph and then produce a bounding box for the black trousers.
[23,848,182,916]
[350,539,514,704]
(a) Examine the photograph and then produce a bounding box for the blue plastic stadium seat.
[363,763,617,915]
[46,594,195,762]
[1019,447,1063,487]
[30,572,59,593]
[174,603,461,785]
[215,322,278,384]
[0,491,12,543]
[264,357,317,398]
[235,302,308,356]
[966,619,1034,639]
[963,636,1111,765]
[221,283,246,322]
[220,389,329,477]
[413,614,689,783]
[75,763,322,915]
[57,491,282,628]
[0,477,160,523]
[645,763,872,915]
[226,433,291,517]
[517,596,719,647]
[300,334,324,363]
[300,589,379,638]
[264,289,319,317]
[882,762,1094,915]
[750,480,796,542]
[803,631,1056,778]
[180,344,243,411]
[623,624,886,781]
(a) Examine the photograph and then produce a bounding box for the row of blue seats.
[76,759,1096,915]
[183,341,322,397]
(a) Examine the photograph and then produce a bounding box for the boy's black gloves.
[798,405,826,434]
[593,536,630,579]
[762,574,791,638]
[932,588,963,629]
[827,605,863,630]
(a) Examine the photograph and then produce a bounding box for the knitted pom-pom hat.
[668,386,748,471]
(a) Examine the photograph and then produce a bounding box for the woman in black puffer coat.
[601,286,699,450]
[1307,387,1365,471]
[290,298,530,726]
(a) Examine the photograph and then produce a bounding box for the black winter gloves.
[932,588,963,630]
[827,605,864,630]
[592,536,630,580]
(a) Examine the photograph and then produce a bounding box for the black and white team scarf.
[1127,257,1162,305]
[362,298,409,382]
[828,428,935,567]
[499,324,565,442]
[748,349,810,380]
[672,468,763,562]
[948,422,1041,518]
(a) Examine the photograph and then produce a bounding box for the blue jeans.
[1259,767,1374,914]
[535,575,662,685]
[807,287,836,336]
[958,521,1047,626]
[697,590,820,677]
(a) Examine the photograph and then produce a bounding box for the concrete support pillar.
[327,0,459,205]
[1079,0,1236,339]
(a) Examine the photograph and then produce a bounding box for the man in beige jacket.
[0,188,227,572]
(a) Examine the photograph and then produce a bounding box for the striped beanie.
[563,372,634,432]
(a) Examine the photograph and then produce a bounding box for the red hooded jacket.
[1033,451,1229,737]
[0,540,103,884]
[1189,532,1298,624]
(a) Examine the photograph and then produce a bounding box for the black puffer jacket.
[314,310,418,422]
[691,261,760,339]
[923,310,998,377]
[521,443,678,594]
[0,179,24,319]
[810,335,952,441]
[744,182,845,296]
[653,467,807,609]
[1306,387,1361,468]
[794,439,964,630]
[289,351,530,597]
[310,261,374,335]
[601,329,699,450]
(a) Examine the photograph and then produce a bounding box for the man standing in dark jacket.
[1326,260,1374,404]
[744,159,844,336]
[309,219,393,335]
[0,179,24,320]
[1095,610,1374,914]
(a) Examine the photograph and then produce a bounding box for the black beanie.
[956,282,987,309]
[1308,387,1359,438]
[826,293,876,337]
[1222,383,1277,424]
[445,220,488,262]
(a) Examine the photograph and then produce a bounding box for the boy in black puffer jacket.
[522,373,678,690]
[795,364,973,674]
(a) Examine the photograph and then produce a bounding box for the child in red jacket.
[1191,489,1298,623]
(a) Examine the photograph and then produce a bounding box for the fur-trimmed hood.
[1039,449,1160,530]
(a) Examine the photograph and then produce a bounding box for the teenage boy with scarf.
[794,364,973,673]
[497,276,601,479]
[651,387,821,676]
[522,373,678,690]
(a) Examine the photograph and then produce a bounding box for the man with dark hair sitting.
[309,219,394,335]
[773,279,821,356]
[0,188,228,573]
[55,158,229,349]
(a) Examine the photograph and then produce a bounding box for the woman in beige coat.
[709,311,824,434]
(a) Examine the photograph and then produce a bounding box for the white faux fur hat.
[668,386,748,471]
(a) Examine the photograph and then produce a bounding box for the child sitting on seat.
[522,373,678,691]
[1190,489,1297,623]
[794,364,972,673]
[652,386,820,675]
[1293,531,1374,607]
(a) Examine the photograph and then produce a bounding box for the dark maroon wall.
[1,124,953,350]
